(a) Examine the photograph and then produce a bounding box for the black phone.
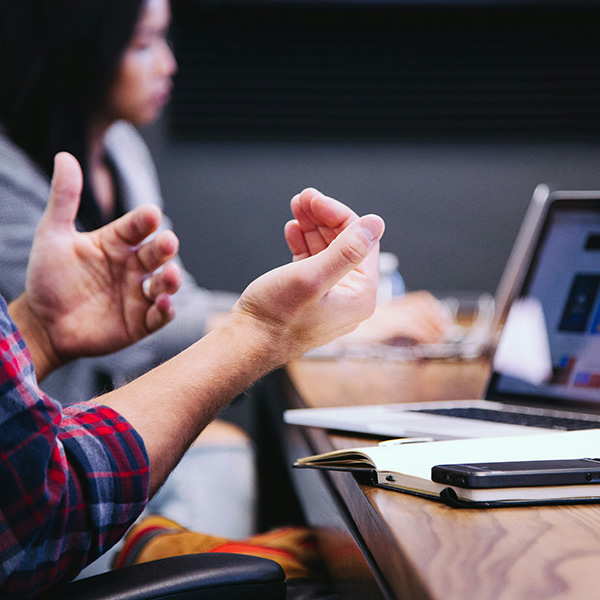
[431,458,600,489]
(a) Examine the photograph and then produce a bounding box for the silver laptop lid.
[492,183,551,333]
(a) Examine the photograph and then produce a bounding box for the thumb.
[40,152,83,232]
[299,214,385,293]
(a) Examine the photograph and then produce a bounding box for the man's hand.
[285,189,451,347]
[231,188,385,362]
[10,152,182,380]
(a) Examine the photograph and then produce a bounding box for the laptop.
[284,187,600,440]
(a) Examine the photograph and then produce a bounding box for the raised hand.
[232,188,384,362]
[12,152,182,379]
[285,189,452,347]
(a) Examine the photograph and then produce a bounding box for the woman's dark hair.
[0,0,145,228]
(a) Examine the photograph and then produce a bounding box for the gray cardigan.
[0,122,236,403]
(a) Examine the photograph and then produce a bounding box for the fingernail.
[360,215,384,242]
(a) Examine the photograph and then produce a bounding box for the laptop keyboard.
[414,407,600,431]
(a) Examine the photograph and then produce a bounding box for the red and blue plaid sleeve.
[0,296,150,599]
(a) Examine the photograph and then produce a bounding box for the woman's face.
[105,0,177,125]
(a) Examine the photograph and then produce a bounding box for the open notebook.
[284,187,600,441]
[294,430,600,508]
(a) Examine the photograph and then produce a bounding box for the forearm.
[100,312,288,494]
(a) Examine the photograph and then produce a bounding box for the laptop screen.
[490,197,600,407]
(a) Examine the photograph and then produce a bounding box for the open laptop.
[284,187,600,440]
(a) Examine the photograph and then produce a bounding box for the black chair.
[39,553,286,599]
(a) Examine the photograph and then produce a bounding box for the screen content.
[495,207,600,403]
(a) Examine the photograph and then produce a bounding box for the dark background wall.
[141,1,600,297]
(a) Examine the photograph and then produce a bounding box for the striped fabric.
[114,515,319,581]
[0,295,149,599]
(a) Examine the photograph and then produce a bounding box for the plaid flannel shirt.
[0,295,149,599]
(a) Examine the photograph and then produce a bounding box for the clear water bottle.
[377,252,405,304]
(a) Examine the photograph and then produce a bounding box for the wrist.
[7,295,61,382]
[219,310,298,375]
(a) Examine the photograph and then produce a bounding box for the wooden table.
[272,357,600,600]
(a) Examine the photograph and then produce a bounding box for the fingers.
[142,262,182,302]
[291,188,357,231]
[145,293,176,333]
[40,152,83,231]
[110,204,164,246]
[289,189,359,257]
[136,230,180,272]
[295,214,385,296]
[142,265,182,332]
[284,220,310,261]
